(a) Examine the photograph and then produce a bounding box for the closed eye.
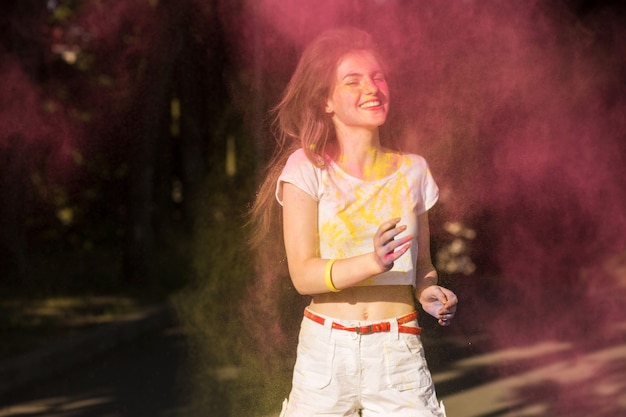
[372,73,386,82]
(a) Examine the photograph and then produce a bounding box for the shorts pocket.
[292,328,335,389]
[383,335,432,391]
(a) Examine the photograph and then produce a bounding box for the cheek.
[380,85,390,99]
[338,85,361,98]
[332,91,360,111]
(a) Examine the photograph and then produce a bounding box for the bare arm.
[282,183,411,295]
[414,211,459,326]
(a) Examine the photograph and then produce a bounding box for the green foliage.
[172,166,302,416]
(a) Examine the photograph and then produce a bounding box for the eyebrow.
[341,71,384,81]
[341,72,362,80]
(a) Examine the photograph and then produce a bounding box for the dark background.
[1,1,625,416]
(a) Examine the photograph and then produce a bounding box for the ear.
[325,101,333,114]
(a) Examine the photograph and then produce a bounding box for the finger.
[445,297,457,307]
[438,305,455,316]
[384,217,402,229]
[378,234,412,263]
[439,311,454,323]
[378,226,408,249]
[377,218,402,236]
[384,242,411,263]
[433,286,449,305]
[385,233,413,252]
[443,296,458,312]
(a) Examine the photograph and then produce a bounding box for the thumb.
[434,286,448,303]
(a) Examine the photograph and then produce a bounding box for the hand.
[418,285,458,326]
[373,218,414,272]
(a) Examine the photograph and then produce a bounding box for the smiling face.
[325,50,390,134]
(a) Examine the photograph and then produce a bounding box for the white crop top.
[276,148,439,287]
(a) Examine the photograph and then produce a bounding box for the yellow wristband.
[324,259,340,292]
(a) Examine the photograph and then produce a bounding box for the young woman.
[252,27,457,417]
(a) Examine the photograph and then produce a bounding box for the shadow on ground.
[422,318,626,417]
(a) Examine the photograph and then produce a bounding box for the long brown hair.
[249,27,392,255]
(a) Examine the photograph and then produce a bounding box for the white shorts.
[280,309,446,417]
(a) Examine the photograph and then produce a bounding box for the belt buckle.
[355,325,373,334]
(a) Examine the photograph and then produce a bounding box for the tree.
[0,0,48,284]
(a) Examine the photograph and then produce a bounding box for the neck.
[333,126,381,163]
[330,127,392,179]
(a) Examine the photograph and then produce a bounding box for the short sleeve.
[276,149,321,205]
[413,156,439,215]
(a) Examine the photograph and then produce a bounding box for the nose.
[362,76,378,94]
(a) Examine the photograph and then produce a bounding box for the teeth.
[360,101,380,108]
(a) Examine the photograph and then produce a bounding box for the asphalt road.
[2,318,625,417]
[0,324,190,417]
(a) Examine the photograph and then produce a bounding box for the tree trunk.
[0,0,45,285]
[123,4,183,284]
[0,136,27,283]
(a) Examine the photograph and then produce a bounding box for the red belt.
[304,309,421,335]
